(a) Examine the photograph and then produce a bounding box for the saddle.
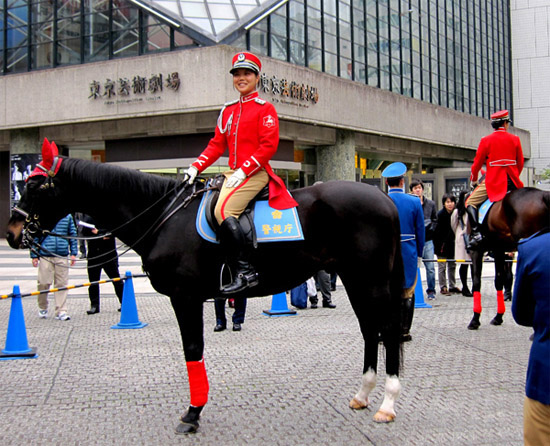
[203,175,269,249]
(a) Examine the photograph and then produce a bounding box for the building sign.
[88,72,180,105]
[260,73,319,107]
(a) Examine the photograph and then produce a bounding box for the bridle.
[13,169,217,267]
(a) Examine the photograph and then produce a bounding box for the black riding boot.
[219,217,258,295]
[466,206,483,250]
[401,296,415,342]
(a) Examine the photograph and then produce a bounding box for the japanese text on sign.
[259,73,319,106]
[88,72,181,101]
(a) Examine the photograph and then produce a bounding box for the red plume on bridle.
[27,138,63,180]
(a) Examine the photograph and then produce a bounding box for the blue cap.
[381,162,407,178]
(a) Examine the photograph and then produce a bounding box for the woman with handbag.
[434,193,459,295]
[451,191,473,297]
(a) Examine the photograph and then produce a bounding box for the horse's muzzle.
[6,219,24,249]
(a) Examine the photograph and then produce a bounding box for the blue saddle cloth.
[479,198,493,224]
[196,188,304,244]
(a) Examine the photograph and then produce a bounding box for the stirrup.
[466,232,483,250]
[221,271,258,295]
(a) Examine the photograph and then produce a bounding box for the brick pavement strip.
[0,240,530,445]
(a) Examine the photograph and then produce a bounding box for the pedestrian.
[434,193,459,295]
[74,212,87,259]
[31,214,77,321]
[450,190,473,297]
[213,297,247,332]
[78,215,124,315]
[512,228,550,446]
[183,51,298,295]
[466,110,524,249]
[330,272,338,291]
[382,162,425,342]
[409,178,437,299]
[310,270,336,309]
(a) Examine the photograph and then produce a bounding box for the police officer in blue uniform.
[382,162,425,342]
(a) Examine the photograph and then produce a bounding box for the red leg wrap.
[473,291,482,314]
[186,359,209,407]
[496,290,505,314]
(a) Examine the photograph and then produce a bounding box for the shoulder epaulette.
[224,99,239,106]
[255,98,266,105]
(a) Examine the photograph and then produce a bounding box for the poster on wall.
[11,154,41,208]
[446,178,469,198]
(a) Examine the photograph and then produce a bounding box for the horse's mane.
[62,157,178,199]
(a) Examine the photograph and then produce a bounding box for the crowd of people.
[17,49,546,443]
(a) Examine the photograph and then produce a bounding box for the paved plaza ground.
[0,239,530,445]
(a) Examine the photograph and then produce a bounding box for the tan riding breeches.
[465,182,487,208]
[214,169,269,225]
[524,396,550,446]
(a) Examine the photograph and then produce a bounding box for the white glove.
[226,168,246,188]
[470,180,478,190]
[184,166,198,184]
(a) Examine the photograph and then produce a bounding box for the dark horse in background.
[6,140,405,434]
[467,187,550,330]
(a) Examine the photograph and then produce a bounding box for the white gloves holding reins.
[226,168,246,188]
[184,165,246,188]
[184,166,198,184]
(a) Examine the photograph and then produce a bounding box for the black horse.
[467,187,550,329]
[6,140,405,433]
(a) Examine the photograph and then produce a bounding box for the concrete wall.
[0,45,531,158]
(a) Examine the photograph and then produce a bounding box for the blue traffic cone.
[111,272,148,329]
[414,268,432,309]
[263,292,297,317]
[0,285,38,360]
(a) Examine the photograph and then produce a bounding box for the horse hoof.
[468,313,481,330]
[490,314,504,326]
[467,320,480,330]
[175,405,203,434]
[349,397,368,410]
[175,421,199,434]
[373,410,395,423]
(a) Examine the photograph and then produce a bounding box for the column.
[315,130,356,182]
[10,128,41,155]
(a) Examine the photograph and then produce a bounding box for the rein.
[151,181,217,235]
[19,176,215,269]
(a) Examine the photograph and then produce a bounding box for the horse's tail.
[388,223,405,372]
[543,191,550,229]
[544,191,550,211]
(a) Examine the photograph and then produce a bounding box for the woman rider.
[184,52,298,294]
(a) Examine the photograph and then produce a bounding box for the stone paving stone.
[0,240,528,445]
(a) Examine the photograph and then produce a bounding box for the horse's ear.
[50,141,59,157]
[41,138,54,167]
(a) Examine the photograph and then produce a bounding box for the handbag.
[306,277,317,297]
[290,282,308,309]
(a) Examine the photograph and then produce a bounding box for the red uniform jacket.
[192,91,298,210]
[471,128,524,202]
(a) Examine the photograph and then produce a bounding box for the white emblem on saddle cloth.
[478,198,493,224]
[195,189,304,244]
[263,115,275,128]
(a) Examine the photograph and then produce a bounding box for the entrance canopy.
[131,0,287,43]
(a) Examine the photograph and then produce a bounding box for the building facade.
[0,0,533,225]
[511,0,550,186]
